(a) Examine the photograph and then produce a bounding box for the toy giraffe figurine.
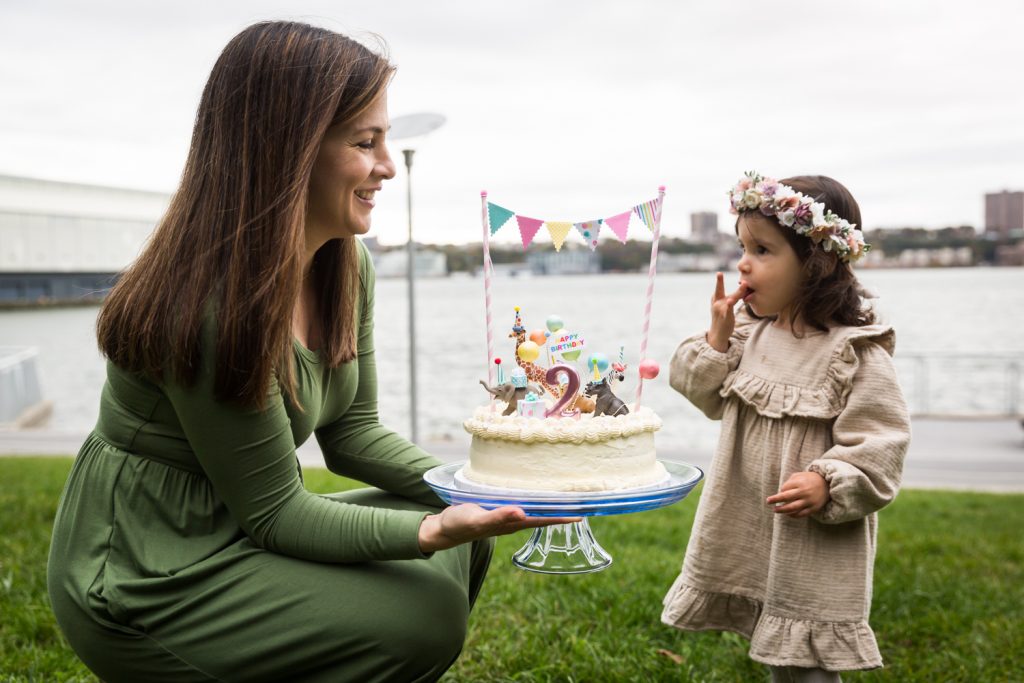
[508,307,561,397]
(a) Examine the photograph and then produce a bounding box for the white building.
[0,174,169,303]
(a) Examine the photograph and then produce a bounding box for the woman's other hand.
[418,504,581,553]
[707,272,748,353]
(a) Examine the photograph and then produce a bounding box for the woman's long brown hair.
[96,21,395,409]
[740,175,875,332]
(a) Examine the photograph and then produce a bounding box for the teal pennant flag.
[487,202,515,235]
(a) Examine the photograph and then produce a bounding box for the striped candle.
[635,186,665,409]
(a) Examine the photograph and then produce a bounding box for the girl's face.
[736,214,803,322]
[306,93,396,241]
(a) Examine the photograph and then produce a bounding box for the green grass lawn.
[2,457,1022,682]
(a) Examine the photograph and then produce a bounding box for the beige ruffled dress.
[661,315,910,671]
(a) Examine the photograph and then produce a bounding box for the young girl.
[661,172,910,681]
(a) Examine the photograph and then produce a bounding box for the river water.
[2,267,1022,453]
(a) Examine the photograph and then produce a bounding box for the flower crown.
[727,171,870,263]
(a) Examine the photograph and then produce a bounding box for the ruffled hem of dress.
[660,576,761,637]
[749,613,882,671]
[719,324,895,419]
[661,579,882,672]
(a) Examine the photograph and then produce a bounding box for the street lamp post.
[388,113,446,445]
[402,148,419,445]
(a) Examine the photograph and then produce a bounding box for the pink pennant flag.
[604,210,632,243]
[516,215,544,249]
[546,221,572,251]
[574,220,602,250]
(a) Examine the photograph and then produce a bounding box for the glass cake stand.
[423,460,703,575]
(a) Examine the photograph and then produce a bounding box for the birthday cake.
[462,405,665,492]
[461,308,667,492]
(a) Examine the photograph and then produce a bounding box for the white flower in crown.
[809,202,827,228]
[727,171,871,263]
[774,184,798,201]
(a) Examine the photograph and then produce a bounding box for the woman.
[47,21,572,682]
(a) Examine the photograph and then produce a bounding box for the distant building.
[985,190,1024,237]
[0,174,169,304]
[371,249,448,278]
[690,211,719,244]
[995,241,1024,267]
[526,249,600,275]
[657,251,723,272]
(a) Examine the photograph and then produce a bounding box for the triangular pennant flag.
[545,221,572,251]
[633,197,662,230]
[574,220,602,250]
[487,202,515,235]
[516,215,544,249]
[605,210,632,243]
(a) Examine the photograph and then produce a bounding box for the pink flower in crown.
[760,179,779,197]
[793,202,812,221]
[808,223,834,241]
[777,195,800,211]
[847,234,863,258]
[737,177,753,191]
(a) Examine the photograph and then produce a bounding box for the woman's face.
[307,93,396,241]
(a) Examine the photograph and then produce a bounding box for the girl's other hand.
[707,272,748,352]
[766,472,830,518]
[418,504,581,553]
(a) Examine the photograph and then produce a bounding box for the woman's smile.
[354,187,380,207]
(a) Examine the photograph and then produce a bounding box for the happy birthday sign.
[549,332,586,355]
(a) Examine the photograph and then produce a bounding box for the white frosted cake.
[461,406,667,492]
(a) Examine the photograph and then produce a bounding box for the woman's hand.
[766,472,830,518]
[418,504,581,553]
[707,272,749,353]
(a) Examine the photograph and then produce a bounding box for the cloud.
[1,0,1022,243]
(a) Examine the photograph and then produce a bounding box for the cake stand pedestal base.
[423,460,704,576]
[511,519,612,574]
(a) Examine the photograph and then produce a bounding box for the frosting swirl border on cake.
[463,405,662,444]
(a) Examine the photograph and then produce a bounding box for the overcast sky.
[2,0,1022,245]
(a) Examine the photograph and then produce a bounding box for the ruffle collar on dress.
[719,319,895,420]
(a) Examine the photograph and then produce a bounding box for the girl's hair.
[741,175,875,332]
[96,21,395,410]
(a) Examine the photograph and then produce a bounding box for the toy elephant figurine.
[479,380,543,416]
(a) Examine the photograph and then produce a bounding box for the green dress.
[47,244,492,683]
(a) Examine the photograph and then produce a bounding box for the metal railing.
[895,353,1023,418]
[0,346,45,424]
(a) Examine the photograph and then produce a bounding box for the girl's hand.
[766,472,830,518]
[707,272,749,353]
[418,504,581,553]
